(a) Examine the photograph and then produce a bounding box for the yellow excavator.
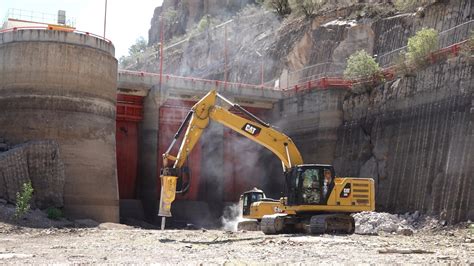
[159,90,375,234]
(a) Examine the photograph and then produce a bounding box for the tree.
[264,0,291,17]
[128,37,147,56]
[406,28,438,66]
[289,0,325,17]
[344,50,381,79]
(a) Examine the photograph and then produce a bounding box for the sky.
[1,0,163,58]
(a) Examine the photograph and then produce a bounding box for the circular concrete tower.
[0,29,119,222]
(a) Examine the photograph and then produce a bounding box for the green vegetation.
[460,30,473,60]
[344,50,381,79]
[119,36,148,69]
[14,181,33,220]
[406,28,439,66]
[128,37,147,56]
[263,0,291,17]
[197,15,211,32]
[46,207,63,220]
[163,7,178,22]
[289,0,325,17]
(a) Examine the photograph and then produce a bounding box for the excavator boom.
[164,89,303,170]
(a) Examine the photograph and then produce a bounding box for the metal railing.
[376,20,473,67]
[287,62,346,88]
[119,70,278,91]
[0,26,112,43]
[119,36,471,95]
[3,8,76,28]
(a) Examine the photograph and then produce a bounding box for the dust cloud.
[220,203,243,231]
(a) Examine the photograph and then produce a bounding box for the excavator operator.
[302,169,321,204]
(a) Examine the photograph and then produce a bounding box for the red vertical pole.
[224,24,228,89]
[158,15,165,229]
[159,16,164,88]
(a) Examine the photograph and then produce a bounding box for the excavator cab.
[286,164,335,206]
[240,188,265,216]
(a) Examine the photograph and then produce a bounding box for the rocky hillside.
[148,0,258,44]
[127,0,471,86]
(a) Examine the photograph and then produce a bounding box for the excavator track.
[237,220,260,231]
[261,214,286,235]
[309,214,355,234]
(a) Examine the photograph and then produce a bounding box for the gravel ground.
[0,203,473,264]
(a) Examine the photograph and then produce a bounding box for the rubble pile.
[353,211,436,235]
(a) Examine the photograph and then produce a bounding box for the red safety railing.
[283,39,472,95]
[0,26,112,43]
[120,37,471,97]
[427,41,465,64]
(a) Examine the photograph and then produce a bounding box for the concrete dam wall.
[0,30,119,222]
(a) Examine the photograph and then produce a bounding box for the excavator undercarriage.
[259,213,355,235]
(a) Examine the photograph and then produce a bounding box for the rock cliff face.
[334,56,473,223]
[269,0,472,223]
[148,0,257,45]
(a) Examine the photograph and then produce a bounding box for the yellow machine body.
[159,90,375,234]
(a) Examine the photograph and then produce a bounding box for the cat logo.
[242,123,261,136]
[340,183,351,198]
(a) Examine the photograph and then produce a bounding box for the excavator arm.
[159,90,303,219]
[164,89,303,170]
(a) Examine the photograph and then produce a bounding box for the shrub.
[197,15,211,32]
[459,30,473,62]
[46,207,63,220]
[344,50,381,79]
[393,51,414,77]
[128,37,147,56]
[264,0,291,17]
[163,7,178,22]
[289,0,325,17]
[14,181,33,220]
[406,28,439,66]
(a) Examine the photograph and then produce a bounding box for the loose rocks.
[353,211,417,235]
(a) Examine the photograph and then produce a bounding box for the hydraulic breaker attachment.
[158,175,178,218]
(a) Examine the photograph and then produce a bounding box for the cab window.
[300,168,322,204]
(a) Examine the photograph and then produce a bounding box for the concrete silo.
[0,29,119,222]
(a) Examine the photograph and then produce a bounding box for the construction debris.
[352,211,434,235]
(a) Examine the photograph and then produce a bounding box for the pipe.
[165,110,193,154]
[216,93,270,128]
[284,143,292,168]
